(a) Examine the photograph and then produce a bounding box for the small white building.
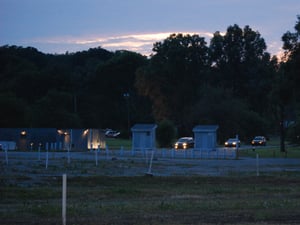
[131,124,157,151]
[192,125,219,151]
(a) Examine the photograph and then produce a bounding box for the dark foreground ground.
[1,151,300,224]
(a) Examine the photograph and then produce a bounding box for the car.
[174,137,194,150]
[251,136,266,146]
[224,138,241,147]
[105,129,120,138]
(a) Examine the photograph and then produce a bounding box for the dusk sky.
[1,0,299,56]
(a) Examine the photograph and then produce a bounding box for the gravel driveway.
[1,149,299,185]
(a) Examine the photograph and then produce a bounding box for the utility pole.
[123,93,130,136]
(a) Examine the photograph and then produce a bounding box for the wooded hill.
[1,19,300,143]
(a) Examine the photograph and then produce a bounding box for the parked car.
[174,137,194,150]
[251,136,266,146]
[224,138,241,147]
[105,129,120,138]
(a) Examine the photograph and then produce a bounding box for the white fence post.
[105,146,109,160]
[38,144,41,161]
[95,145,99,166]
[5,146,8,165]
[62,174,67,225]
[146,150,154,176]
[45,149,49,169]
[120,146,124,156]
[67,146,70,164]
[256,153,260,176]
[45,142,49,169]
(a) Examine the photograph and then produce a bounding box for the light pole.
[123,93,130,136]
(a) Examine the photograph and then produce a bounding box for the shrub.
[156,120,177,148]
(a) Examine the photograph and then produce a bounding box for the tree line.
[0,17,299,145]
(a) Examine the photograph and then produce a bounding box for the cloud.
[268,40,285,59]
[26,30,282,57]
[28,31,215,55]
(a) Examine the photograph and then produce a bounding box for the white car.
[174,137,194,149]
[224,138,240,147]
[105,130,120,138]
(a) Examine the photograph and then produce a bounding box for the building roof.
[192,125,219,132]
[131,124,157,131]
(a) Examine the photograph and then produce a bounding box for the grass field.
[239,145,300,158]
[106,137,300,158]
[106,138,132,149]
[238,135,300,158]
[1,137,299,224]
[1,175,300,225]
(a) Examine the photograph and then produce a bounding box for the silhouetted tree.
[83,50,148,129]
[280,15,300,148]
[0,93,30,127]
[136,33,210,134]
[210,25,273,114]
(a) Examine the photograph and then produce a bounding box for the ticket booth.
[131,124,157,151]
[193,125,219,150]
